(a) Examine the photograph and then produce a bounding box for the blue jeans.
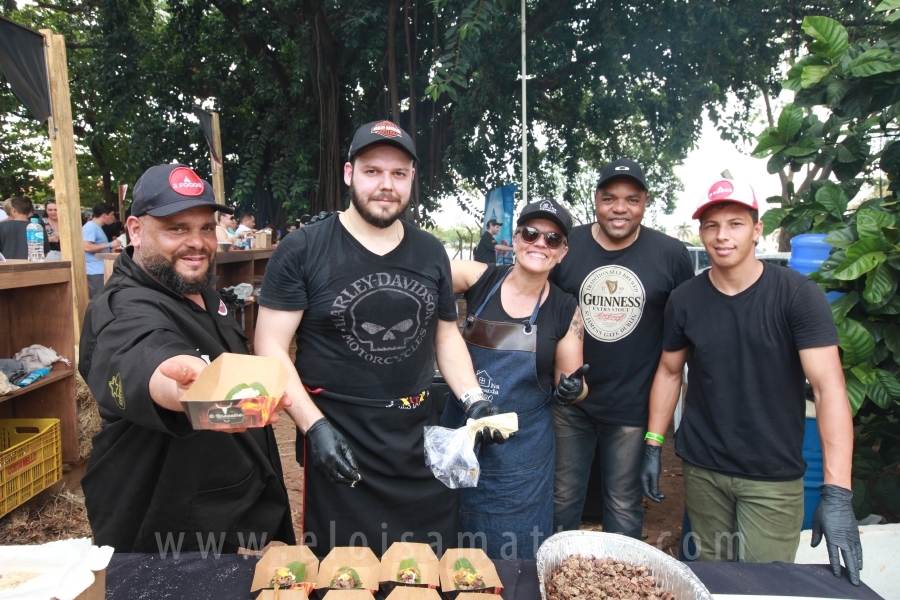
[552,404,645,539]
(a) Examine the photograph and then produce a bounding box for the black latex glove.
[554,364,590,405]
[811,484,862,585]
[465,400,508,445]
[640,444,666,503]
[309,211,334,224]
[305,418,361,486]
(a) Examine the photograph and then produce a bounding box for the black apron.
[299,388,458,558]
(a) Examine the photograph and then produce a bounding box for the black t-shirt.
[466,265,579,392]
[551,225,693,426]
[0,219,28,259]
[474,231,498,264]
[664,262,840,481]
[259,216,457,397]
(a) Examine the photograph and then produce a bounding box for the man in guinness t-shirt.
[550,158,693,538]
[255,120,507,557]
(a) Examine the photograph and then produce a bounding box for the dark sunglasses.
[517,226,566,249]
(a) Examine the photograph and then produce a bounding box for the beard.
[140,244,214,295]
[349,184,409,229]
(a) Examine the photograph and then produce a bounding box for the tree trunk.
[305,1,342,213]
[404,0,419,222]
[387,0,402,124]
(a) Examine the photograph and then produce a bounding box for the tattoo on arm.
[569,310,584,341]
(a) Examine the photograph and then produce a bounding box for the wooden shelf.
[0,367,74,403]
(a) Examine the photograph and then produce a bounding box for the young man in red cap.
[641,180,861,583]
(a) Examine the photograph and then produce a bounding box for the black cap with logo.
[132,164,233,217]
[348,120,418,163]
[487,218,502,227]
[516,198,574,236]
[596,158,648,191]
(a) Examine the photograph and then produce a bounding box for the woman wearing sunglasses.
[444,198,588,559]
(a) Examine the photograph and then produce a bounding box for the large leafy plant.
[754,7,900,520]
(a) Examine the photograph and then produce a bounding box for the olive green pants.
[683,461,803,563]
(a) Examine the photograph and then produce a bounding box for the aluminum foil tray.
[536,530,712,600]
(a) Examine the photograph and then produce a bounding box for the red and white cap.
[692,179,759,220]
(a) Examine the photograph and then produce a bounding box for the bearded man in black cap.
[255,120,508,557]
[79,163,295,553]
[550,158,694,539]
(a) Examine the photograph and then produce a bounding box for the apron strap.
[462,266,545,333]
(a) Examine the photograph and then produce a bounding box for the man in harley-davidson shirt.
[79,163,295,552]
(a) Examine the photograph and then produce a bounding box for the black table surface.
[106,553,882,599]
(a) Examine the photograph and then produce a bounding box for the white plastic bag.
[423,413,519,489]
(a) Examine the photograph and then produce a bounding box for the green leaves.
[777,104,804,140]
[857,209,895,239]
[802,16,850,59]
[847,48,900,78]
[830,291,858,324]
[816,184,849,219]
[834,237,887,280]
[865,263,895,303]
[751,134,785,158]
[838,318,876,365]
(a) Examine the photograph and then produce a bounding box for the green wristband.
[645,432,665,444]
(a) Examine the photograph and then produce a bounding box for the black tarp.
[0,16,51,124]
[193,107,222,166]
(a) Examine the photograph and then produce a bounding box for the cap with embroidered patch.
[348,120,418,162]
[516,198,574,236]
[596,158,648,191]
[131,163,232,217]
[692,179,758,220]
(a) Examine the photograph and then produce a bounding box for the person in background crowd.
[473,219,513,264]
[235,212,256,235]
[298,214,312,227]
[102,214,125,246]
[83,202,122,299]
[447,198,586,559]
[550,158,693,539]
[641,180,860,582]
[0,196,41,259]
[255,119,507,557]
[41,199,61,253]
[1,198,12,221]
[286,224,298,234]
[79,162,294,553]
[216,211,239,243]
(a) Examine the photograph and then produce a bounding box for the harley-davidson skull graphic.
[331,272,436,364]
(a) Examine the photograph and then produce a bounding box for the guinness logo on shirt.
[331,272,436,365]
[580,266,645,342]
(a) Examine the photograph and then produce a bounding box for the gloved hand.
[554,364,590,405]
[305,418,361,486]
[811,484,862,585]
[465,400,508,445]
[640,444,666,503]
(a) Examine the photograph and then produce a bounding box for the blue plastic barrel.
[789,234,831,530]
[801,417,824,529]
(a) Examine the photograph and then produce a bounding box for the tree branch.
[35,0,97,14]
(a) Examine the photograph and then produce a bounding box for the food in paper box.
[379,541,439,593]
[316,547,380,596]
[331,567,363,589]
[397,558,420,584]
[271,561,310,591]
[179,353,289,430]
[451,558,484,591]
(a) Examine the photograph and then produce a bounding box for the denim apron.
[442,268,555,559]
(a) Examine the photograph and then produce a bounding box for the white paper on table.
[117,233,127,247]
[0,538,113,600]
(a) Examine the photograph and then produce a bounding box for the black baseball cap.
[348,120,418,162]
[596,158,648,191]
[132,164,233,217]
[516,198,574,236]
[487,219,502,227]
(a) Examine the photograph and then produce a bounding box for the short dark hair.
[93,202,115,218]
[45,198,56,206]
[10,196,33,216]
[240,212,255,223]
[699,202,759,224]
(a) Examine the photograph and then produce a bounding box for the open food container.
[386,585,443,600]
[379,542,440,593]
[321,591,374,600]
[536,531,712,600]
[250,544,320,596]
[438,548,502,598]
[179,353,289,430]
[315,547,381,597]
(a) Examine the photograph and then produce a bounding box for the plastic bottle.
[26,218,44,262]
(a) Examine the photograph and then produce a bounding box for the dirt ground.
[275,420,685,555]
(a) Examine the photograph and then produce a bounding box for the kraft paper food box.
[321,591,375,600]
[379,542,440,593]
[257,591,309,600]
[250,544,319,595]
[439,549,502,598]
[179,353,289,431]
[315,547,381,598]
[386,585,443,600]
